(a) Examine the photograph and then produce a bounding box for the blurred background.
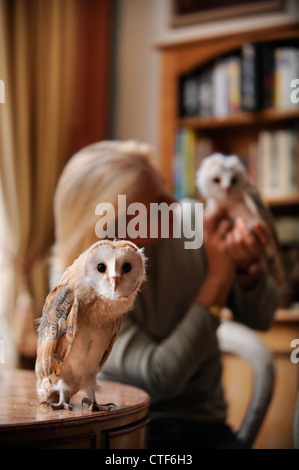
[0,0,298,449]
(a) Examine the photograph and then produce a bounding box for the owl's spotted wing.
[36,282,78,378]
[244,180,284,282]
[244,180,279,243]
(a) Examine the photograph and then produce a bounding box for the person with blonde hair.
[51,140,158,284]
[51,140,278,449]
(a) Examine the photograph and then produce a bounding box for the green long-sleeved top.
[100,210,279,423]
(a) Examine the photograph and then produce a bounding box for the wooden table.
[0,368,151,449]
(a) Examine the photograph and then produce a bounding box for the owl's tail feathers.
[267,238,285,290]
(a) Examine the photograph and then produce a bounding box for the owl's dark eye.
[97,263,106,273]
[122,262,132,273]
[231,176,238,185]
[213,177,221,184]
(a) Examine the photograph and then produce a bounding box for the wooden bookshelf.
[275,308,299,322]
[178,108,299,131]
[263,192,299,207]
[157,22,299,193]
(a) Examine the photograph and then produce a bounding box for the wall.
[112,0,299,168]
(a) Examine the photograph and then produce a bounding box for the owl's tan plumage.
[35,240,146,411]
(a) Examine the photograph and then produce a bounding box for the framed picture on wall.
[171,0,285,27]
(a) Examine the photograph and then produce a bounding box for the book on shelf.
[227,55,242,114]
[275,217,299,245]
[179,72,199,117]
[262,42,276,110]
[246,140,259,185]
[241,42,263,112]
[179,40,299,119]
[257,128,298,198]
[172,128,213,199]
[212,56,242,117]
[275,47,299,109]
[213,59,229,117]
[198,66,213,116]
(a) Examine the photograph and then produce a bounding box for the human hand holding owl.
[196,153,283,286]
[35,239,146,411]
[203,207,235,278]
[225,217,270,287]
[196,207,236,309]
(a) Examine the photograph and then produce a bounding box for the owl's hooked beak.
[110,276,120,293]
[222,185,231,195]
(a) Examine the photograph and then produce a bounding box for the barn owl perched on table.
[196,153,283,281]
[35,240,146,411]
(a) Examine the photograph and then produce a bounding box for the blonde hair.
[51,140,154,283]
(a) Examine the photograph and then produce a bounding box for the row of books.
[172,128,213,199]
[257,129,298,197]
[179,55,242,118]
[179,42,299,118]
[172,127,298,200]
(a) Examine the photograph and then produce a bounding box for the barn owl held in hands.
[35,240,146,411]
[196,153,283,281]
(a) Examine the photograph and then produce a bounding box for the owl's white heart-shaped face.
[84,241,146,300]
[196,153,247,202]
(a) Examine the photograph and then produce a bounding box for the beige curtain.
[0,0,77,363]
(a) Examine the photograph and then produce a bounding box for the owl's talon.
[81,398,116,411]
[106,402,117,411]
[40,401,52,408]
[95,402,117,412]
[40,401,72,410]
[63,402,73,410]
